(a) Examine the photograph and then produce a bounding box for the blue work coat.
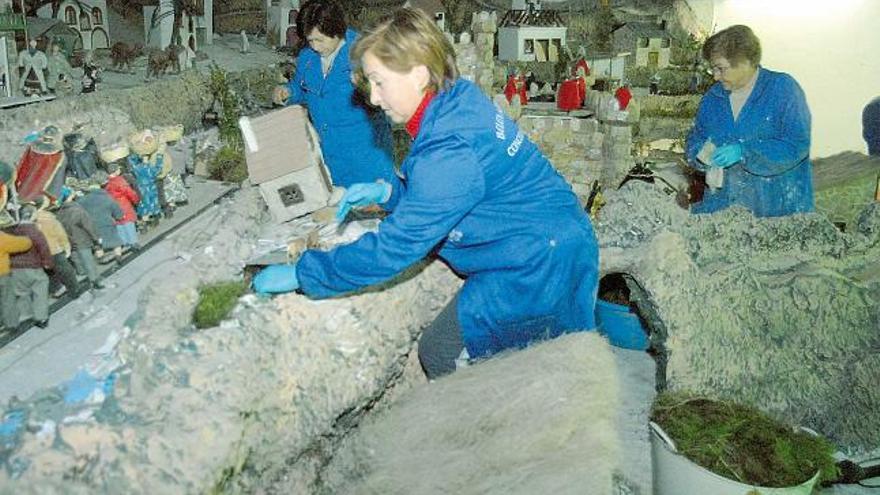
[286,29,397,187]
[297,80,599,359]
[686,67,814,217]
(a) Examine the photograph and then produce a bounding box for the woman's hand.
[252,263,300,294]
[711,143,743,168]
[335,182,392,222]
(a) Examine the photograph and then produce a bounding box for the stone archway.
[91,28,109,50]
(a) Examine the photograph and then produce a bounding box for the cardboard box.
[239,105,332,222]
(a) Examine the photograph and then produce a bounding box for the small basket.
[99,142,130,163]
[157,124,184,144]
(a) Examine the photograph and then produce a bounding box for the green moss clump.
[193,281,248,329]
[208,144,248,183]
[651,391,838,487]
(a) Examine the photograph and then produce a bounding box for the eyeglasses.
[711,64,731,75]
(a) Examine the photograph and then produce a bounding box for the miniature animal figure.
[165,44,183,73]
[146,48,170,79]
[110,42,143,73]
[146,44,183,79]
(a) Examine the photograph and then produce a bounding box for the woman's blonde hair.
[351,8,458,92]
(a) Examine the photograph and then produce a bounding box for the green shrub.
[652,391,839,487]
[193,281,248,329]
[208,144,248,184]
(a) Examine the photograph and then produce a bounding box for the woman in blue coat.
[255,9,599,379]
[686,25,814,217]
[272,0,397,187]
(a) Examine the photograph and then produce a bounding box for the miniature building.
[265,0,301,49]
[404,0,447,32]
[143,0,213,51]
[581,52,628,84]
[36,0,110,51]
[0,4,26,98]
[611,21,671,69]
[497,7,566,62]
[240,105,333,223]
[25,17,82,55]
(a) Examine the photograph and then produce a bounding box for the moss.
[208,144,248,183]
[193,281,248,329]
[651,391,838,487]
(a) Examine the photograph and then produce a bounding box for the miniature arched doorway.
[187,34,196,52]
[79,12,91,30]
[64,6,77,25]
[92,7,103,25]
[91,28,109,49]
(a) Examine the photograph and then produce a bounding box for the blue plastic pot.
[595,299,649,350]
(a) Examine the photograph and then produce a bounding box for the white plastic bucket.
[650,421,820,495]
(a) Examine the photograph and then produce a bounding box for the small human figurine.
[240,30,250,54]
[81,51,101,94]
[16,125,66,204]
[103,162,141,252]
[18,39,48,95]
[650,73,661,95]
[46,43,73,94]
[573,58,590,103]
[614,83,632,111]
[0,65,9,97]
[503,71,527,106]
[126,130,164,227]
[182,44,196,70]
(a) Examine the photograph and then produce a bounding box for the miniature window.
[92,7,103,25]
[288,9,298,24]
[79,12,91,30]
[638,37,649,48]
[523,39,534,55]
[65,6,76,25]
[661,37,670,48]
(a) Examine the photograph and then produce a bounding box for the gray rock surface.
[0,185,461,493]
[596,182,880,452]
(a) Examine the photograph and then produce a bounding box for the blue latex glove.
[252,263,300,294]
[335,182,391,222]
[711,143,743,168]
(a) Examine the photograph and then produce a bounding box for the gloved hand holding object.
[335,181,391,222]
[252,263,299,294]
[711,143,743,168]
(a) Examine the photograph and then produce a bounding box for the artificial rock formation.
[0,186,461,493]
[317,333,621,495]
[596,181,880,452]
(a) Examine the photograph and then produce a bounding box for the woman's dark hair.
[702,25,761,67]
[297,0,346,41]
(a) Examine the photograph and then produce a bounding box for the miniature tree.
[593,3,616,54]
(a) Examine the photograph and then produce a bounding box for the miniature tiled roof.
[612,21,670,39]
[365,0,446,12]
[405,0,447,13]
[499,9,565,28]
[25,17,69,38]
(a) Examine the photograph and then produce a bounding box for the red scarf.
[405,91,436,139]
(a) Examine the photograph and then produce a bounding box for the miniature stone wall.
[454,11,497,96]
[517,101,635,202]
[0,185,462,493]
[0,68,277,167]
[596,181,880,452]
[518,115,601,200]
